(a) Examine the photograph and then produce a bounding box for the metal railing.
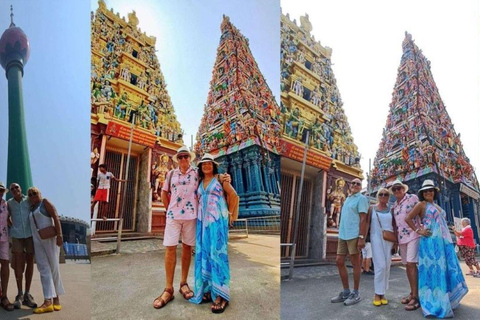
[281,243,295,280]
[231,215,280,234]
[91,218,123,254]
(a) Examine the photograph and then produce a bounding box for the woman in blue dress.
[406,180,468,318]
[190,153,236,313]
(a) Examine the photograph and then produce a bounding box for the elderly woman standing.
[366,188,396,306]
[406,180,468,318]
[454,218,480,277]
[189,154,237,314]
[28,187,65,314]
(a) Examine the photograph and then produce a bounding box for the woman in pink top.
[454,218,480,277]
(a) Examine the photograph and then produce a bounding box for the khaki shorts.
[337,238,359,255]
[11,237,35,254]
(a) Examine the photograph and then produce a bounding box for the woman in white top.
[28,187,65,314]
[366,187,397,306]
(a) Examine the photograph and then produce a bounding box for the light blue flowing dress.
[190,177,230,304]
[418,202,468,318]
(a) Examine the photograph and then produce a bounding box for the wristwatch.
[358,235,364,239]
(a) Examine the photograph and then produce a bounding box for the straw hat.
[0,182,7,193]
[197,153,219,166]
[418,179,440,193]
[389,179,409,193]
[172,146,196,162]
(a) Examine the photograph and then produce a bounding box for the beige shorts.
[0,241,9,261]
[163,219,196,247]
[337,238,359,255]
[399,237,420,264]
[11,237,34,254]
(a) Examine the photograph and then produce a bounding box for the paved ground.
[91,234,280,320]
[0,260,91,320]
[281,260,480,320]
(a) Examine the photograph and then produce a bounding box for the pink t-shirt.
[0,199,8,242]
[162,166,199,220]
[457,225,475,248]
[392,193,421,244]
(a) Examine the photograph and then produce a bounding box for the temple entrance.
[280,171,313,259]
[95,148,139,233]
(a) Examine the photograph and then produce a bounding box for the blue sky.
[0,1,90,221]
[94,0,280,149]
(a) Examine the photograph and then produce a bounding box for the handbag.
[217,174,240,223]
[32,212,57,240]
[375,209,397,243]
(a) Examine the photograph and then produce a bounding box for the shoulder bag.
[32,210,57,240]
[375,207,397,243]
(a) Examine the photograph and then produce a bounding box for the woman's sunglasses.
[28,191,38,197]
[378,193,389,197]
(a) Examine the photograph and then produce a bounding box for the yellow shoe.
[53,304,62,311]
[373,299,382,306]
[381,298,388,305]
[33,304,54,314]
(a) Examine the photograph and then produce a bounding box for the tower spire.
[10,5,15,27]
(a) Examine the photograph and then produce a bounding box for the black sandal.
[211,297,229,314]
[201,293,212,304]
[405,297,420,311]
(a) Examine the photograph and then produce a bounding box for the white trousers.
[33,238,66,299]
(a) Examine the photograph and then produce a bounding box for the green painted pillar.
[6,61,32,196]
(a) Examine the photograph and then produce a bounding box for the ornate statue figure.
[328,178,346,228]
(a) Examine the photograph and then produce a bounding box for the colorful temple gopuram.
[280,13,363,261]
[194,16,281,218]
[91,0,183,234]
[370,32,480,243]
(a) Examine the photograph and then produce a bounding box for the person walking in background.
[361,241,373,275]
[0,182,14,311]
[406,179,468,318]
[454,218,480,277]
[366,187,396,306]
[331,178,368,306]
[7,183,37,309]
[189,153,238,313]
[91,164,127,220]
[27,187,65,314]
[389,179,420,311]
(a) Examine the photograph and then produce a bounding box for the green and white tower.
[0,6,32,196]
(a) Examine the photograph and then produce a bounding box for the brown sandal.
[1,297,14,312]
[179,282,194,300]
[153,288,174,309]
[401,294,412,304]
[405,297,420,311]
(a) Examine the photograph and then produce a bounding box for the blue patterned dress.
[190,177,230,304]
[418,202,468,318]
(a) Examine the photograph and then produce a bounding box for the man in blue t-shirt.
[331,178,369,306]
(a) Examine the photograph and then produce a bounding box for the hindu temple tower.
[370,32,480,243]
[195,16,282,218]
[0,6,33,195]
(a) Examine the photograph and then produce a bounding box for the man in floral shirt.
[0,182,14,311]
[153,146,230,309]
[390,179,421,311]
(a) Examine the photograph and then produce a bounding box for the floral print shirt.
[162,166,199,220]
[0,199,8,242]
[392,193,421,244]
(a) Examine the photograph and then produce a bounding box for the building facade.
[280,13,363,261]
[91,1,183,235]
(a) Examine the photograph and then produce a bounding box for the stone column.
[309,170,327,260]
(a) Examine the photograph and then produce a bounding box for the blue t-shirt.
[338,192,369,240]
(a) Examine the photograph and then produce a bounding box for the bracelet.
[415,228,420,233]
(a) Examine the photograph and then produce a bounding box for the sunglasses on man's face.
[392,187,403,192]
[10,185,20,191]
[378,193,389,197]
[351,182,361,186]
[177,155,190,160]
